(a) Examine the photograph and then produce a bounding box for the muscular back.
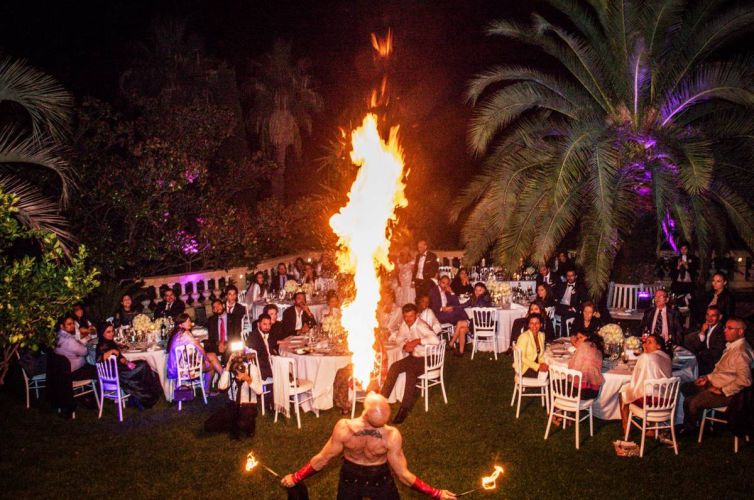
[336,418,396,465]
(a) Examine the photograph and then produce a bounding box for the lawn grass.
[1,352,753,499]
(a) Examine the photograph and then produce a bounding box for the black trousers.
[381,355,424,410]
[204,402,258,438]
[337,460,400,500]
[414,279,433,301]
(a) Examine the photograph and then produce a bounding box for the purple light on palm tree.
[661,212,678,253]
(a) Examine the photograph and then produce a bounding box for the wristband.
[292,463,317,484]
[411,477,442,498]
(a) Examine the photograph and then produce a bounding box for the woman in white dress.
[394,248,416,307]
[246,271,268,303]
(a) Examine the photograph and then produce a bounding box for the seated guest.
[269,262,294,295]
[205,299,230,377]
[113,293,142,328]
[72,302,95,341]
[571,301,602,338]
[166,313,213,386]
[292,257,306,282]
[450,268,474,297]
[431,275,470,355]
[96,323,162,408]
[154,289,186,319]
[554,270,588,322]
[205,350,263,439]
[246,313,275,380]
[535,265,555,288]
[554,251,575,282]
[417,295,442,335]
[261,304,285,355]
[378,290,403,338]
[513,314,548,378]
[321,291,341,319]
[567,332,604,400]
[536,283,556,309]
[282,292,317,337]
[301,263,317,285]
[638,289,684,345]
[684,306,726,376]
[224,285,246,326]
[467,282,493,308]
[697,272,735,324]
[54,314,95,380]
[680,317,753,435]
[511,302,554,344]
[246,271,268,303]
[380,304,440,424]
[619,334,672,432]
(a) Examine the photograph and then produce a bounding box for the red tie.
[220,317,226,343]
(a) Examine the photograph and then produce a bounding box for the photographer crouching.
[204,343,262,440]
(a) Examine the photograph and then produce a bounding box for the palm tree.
[453,0,754,298]
[0,56,72,243]
[243,39,323,201]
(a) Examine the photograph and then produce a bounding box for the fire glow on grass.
[329,113,407,385]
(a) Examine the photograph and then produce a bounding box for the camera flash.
[230,341,245,352]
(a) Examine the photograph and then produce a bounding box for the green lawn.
[1,353,752,499]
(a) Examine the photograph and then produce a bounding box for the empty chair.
[439,323,455,344]
[606,282,642,311]
[470,307,498,360]
[16,351,46,409]
[511,344,549,418]
[552,315,574,338]
[174,344,208,411]
[96,356,130,421]
[416,341,448,412]
[624,377,680,457]
[71,379,99,420]
[545,366,594,450]
[698,407,749,453]
[271,355,317,429]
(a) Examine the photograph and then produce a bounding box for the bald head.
[362,392,390,428]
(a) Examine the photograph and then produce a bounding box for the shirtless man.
[282,392,456,499]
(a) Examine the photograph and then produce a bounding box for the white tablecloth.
[279,347,351,411]
[122,348,171,399]
[250,302,328,323]
[466,303,528,353]
[545,345,698,422]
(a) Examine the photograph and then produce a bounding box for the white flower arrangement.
[624,336,642,350]
[321,315,342,334]
[301,283,315,296]
[598,323,624,345]
[284,280,300,294]
[486,279,512,305]
[132,314,153,334]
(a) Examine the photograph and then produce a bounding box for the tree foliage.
[454,0,754,298]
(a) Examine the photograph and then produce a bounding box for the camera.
[228,352,257,375]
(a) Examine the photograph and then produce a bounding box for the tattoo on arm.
[354,429,383,439]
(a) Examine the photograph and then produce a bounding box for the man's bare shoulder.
[382,424,402,446]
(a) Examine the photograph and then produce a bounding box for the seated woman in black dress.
[113,293,143,328]
[96,323,162,409]
[467,282,493,307]
[697,272,735,324]
[451,268,474,297]
[510,302,555,345]
[570,301,602,337]
[536,283,556,309]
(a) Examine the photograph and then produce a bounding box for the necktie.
[220,317,226,343]
[653,309,664,337]
[706,326,713,348]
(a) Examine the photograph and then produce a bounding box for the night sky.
[0,0,546,246]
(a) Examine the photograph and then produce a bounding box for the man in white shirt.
[380,303,440,424]
[204,351,263,439]
[680,317,754,434]
[417,295,442,335]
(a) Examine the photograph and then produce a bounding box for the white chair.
[511,344,549,418]
[416,341,448,412]
[438,266,454,278]
[247,348,273,416]
[350,352,383,418]
[470,307,498,360]
[241,316,252,341]
[271,356,318,429]
[440,323,455,344]
[552,315,574,338]
[96,356,130,421]
[606,282,642,311]
[698,407,749,453]
[71,379,99,420]
[624,377,680,457]
[545,366,594,450]
[174,344,208,411]
[16,351,46,409]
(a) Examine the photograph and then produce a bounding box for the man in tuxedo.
[412,240,439,299]
[269,263,295,295]
[282,292,317,338]
[638,289,684,345]
[554,270,588,321]
[684,305,726,375]
[205,299,230,376]
[535,265,555,288]
[154,289,186,319]
[670,243,699,301]
[224,285,246,337]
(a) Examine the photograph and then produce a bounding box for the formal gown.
[96,340,162,408]
[395,261,416,306]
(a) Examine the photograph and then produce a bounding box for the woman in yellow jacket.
[513,314,549,378]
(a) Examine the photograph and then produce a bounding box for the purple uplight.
[661,212,679,253]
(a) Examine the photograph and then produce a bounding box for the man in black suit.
[205,299,229,376]
[670,243,699,301]
[154,289,186,319]
[554,270,588,321]
[269,263,295,295]
[253,303,285,355]
[535,265,555,288]
[684,305,726,375]
[638,289,684,345]
[282,292,317,338]
[224,285,246,339]
[246,313,274,380]
[412,239,439,300]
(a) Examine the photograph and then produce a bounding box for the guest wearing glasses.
[246,271,268,303]
[680,317,753,436]
[638,289,684,345]
[113,293,142,328]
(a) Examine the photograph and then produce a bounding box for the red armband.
[411,477,442,498]
[292,463,318,484]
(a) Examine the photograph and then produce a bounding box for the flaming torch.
[457,465,505,496]
[245,451,279,477]
[329,113,407,385]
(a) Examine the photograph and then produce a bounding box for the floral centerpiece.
[321,314,348,353]
[301,282,315,298]
[132,314,153,335]
[486,279,512,308]
[283,279,300,299]
[598,323,624,360]
[624,335,642,351]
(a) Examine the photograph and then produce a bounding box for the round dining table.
[465,303,529,353]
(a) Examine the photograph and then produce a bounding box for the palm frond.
[709,179,754,251]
